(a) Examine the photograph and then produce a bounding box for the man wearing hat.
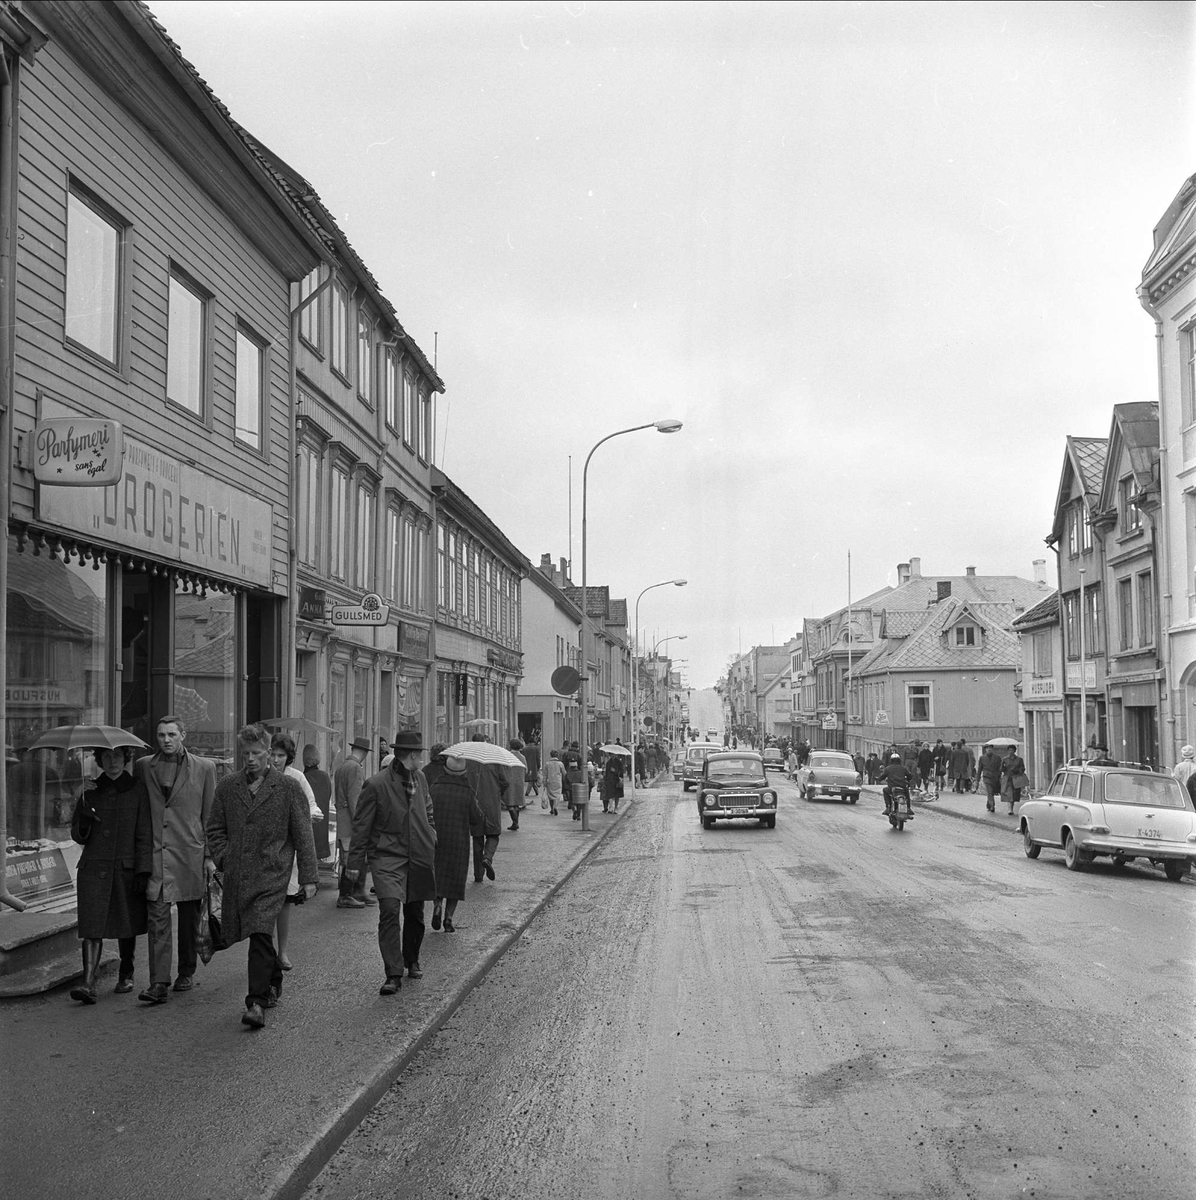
[335,736,375,908]
[345,730,437,994]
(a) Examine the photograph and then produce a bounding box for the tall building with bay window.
[1,1,330,880]
[430,471,526,748]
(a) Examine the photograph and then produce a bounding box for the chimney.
[1032,558,1046,584]
[909,556,922,578]
[965,565,976,577]
[897,562,911,585]
[540,552,553,576]
[559,557,570,585]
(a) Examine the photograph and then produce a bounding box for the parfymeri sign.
[33,418,124,486]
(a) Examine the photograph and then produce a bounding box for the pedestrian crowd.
[66,714,669,1026]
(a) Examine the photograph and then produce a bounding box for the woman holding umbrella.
[429,753,484,933]
[602,750,624,813]
[69,745,152,1004]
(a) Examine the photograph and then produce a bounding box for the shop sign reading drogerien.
[37,402,273,589]
[33,418,124,486]
[330,592,391,625]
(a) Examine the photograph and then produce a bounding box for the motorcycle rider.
[878,752,914,816]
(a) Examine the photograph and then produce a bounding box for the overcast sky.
[151,0,1194,688]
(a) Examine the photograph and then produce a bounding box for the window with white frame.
[1081,504,1093,553]
[297,443,320,567]
[330,465,348,579]
[1138,571,1154,646]
[357,313,373,404]
[402,518,417,609]
[953,624,977,647]
[384,508,401,601]
[1186,325,1196,427]
[403,372,416,447]
[331,281,349,378]
[437,524,447,608]
[419,385,432,461]
[1118,577,1133,651]
[66,187,122,365]
[234,327,263,449]
[1084,585,1102,656]
[354,485,375,590]
[384,348,399,430]
[299,268,323,352]
[1064,593,1079,659]
[447,529,458,613]
[1032,629,1052,676]
[416,525,429,612]
[1119,476,1142,535]
[906,682,931,723]
[167,271,206,416]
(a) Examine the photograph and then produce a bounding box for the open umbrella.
[600,744,632,757]
[28,724,150,753]
[984,736,1019,748]
[462,717,499,728]
[441,741,524,767]
[261,716,340,737]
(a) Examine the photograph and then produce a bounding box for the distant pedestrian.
[429,753,484,934]
[467,734,507,878]
[346,730,437,994]
[634,744,647,788]
[523,738,541,797]
[303,744,333,863]
[206,724,318,1030]
[916,743,934,794]
[505,739,527,830]
[543,749,565,815]
[977,744,1003,812]
[932,739,948,795]
[335,737,374,909]
[603,753,625,813]
[865,751,880,784]
[852,751,865,780]
[1173,745,1196,789]
[1000,745,1028,816]
[69,747,152,1005]
[134,714,216,1003]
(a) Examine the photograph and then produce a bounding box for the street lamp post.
[579,419,682,830]
[632,578,687,793]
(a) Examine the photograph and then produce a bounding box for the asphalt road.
[303,774,1196,1200]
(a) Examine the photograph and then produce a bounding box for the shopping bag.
[198,872,227,963]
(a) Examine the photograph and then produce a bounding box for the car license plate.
[724,807,750,816]
[1138,828,1161,839]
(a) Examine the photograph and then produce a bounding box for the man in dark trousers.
[977,743,1003,812]
[522,737,541,798]
[335,737,374,908]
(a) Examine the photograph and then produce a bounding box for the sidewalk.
[0,782,655,1200]
[860,782,1025,834]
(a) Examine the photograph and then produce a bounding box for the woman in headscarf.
[269,732,320,971]
[1173,745,1196,790]
[69,746,152,1003]
[429,753,484,933]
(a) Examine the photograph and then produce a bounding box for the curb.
[918,799,1023,834]
[263,790,637,1200]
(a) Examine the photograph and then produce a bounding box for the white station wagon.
[1019,764,1196,882]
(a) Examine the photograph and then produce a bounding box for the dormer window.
[954,625,978,647]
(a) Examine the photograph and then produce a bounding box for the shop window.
[235,326,264,450]
[353,665,370,742]
[65,186,122,365]
[329,662,347,744]
[174,580,236,768]
[167,270,207,417]
[5,538,109,844]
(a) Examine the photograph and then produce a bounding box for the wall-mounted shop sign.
[6,847,72,899]
[33,418,124,486]
[297,586,327,623]
[399,622,430,660]
[486,646,522,673]
[1027,677,1060,700]
[821,713,839,730]
[37,399,273,588]
[1065,662,1097,690]
[330,592,390,626]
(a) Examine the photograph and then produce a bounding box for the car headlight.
[763,791,776,806]
[703,793,716,807]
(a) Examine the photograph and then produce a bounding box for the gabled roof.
[1050,436,1108,544]
[1096,402,1159,516]
[855,597,1020,675]
[1011,589,1058,631]
[761,664,792,698]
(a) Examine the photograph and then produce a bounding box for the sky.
[150,0,1196,688]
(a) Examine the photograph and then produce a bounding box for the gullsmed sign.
[33,418,124,486]
[330,592,391,626]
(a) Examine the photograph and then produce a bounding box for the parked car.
[671,748,686,781]
[1020,764,1196,881]
[696,752,777,829]
[796,750,861,803]
[681,742,722,792]
[762,747,785,772]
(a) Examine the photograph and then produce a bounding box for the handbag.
[198,872,227,964]
[1010,771,1030,790]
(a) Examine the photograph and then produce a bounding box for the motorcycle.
[883,783,914,832]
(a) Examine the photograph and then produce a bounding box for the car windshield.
[810,755,851,769]
[1103,772,1191,810]
[708,758,764,781]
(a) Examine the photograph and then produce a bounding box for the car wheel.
[1063,830,1090,872]
[1022,825,1041,859]
[1164,860,1190,882]
[702,815,714,830]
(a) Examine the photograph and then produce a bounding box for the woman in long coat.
[429,755,484,932]
[602,753,624,813]
[347,730,437,993]
[69,747,152,1004]
[1000,745,1028,817]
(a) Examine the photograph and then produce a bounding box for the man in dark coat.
[134,714,216,1002]
[346,730,437,994]
[522,738,541,798]
[206,723,318,1029]
[977,744,1003,812]
[916,743,935,795]
[467,735,507,879]
[335,737,374,908]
